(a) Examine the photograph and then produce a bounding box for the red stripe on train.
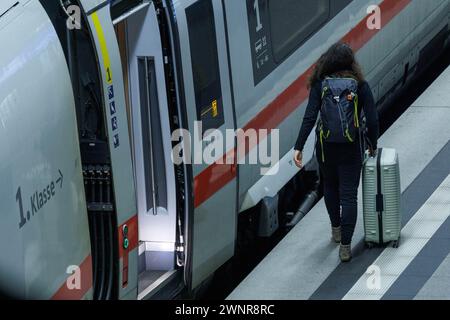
[118,214,139,288]
[118,214,139,258]
[51,255,93,300]
[51,215,139,299]
[194,0,412,208]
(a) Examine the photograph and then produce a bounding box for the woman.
[293,42,379,262]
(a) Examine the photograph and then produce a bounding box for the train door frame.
[112,1,184,298]
[169,0,238,290]
[72,0,139,300]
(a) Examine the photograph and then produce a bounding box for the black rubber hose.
[285,190,319,228]
[89,213,98,298]
[105,213,114,300]
[97,214,106,300]
[286,172,321,229]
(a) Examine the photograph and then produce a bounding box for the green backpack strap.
[321,86,328,99]
[354,93,359,128]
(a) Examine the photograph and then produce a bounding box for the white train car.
[0,0,449,299]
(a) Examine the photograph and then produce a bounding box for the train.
[0,0,449,299]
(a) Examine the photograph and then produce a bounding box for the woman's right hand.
[294,150,303,168]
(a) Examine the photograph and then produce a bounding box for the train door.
[0,0,93,299]
[73,0,138,300]
[112,0,183,299]
[170,0,238,289]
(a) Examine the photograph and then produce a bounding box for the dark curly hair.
[308,42,365,88]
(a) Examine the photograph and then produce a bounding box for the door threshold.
[137,269,179,300]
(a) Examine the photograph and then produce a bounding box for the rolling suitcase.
[362,148,401,248]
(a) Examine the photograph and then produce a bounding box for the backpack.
[317,77,360,162]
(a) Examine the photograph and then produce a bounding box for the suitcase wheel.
[365,242,375,249]
[392,237,400,248]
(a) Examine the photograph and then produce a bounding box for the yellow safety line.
[92,12,113,84]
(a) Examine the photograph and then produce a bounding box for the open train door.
[75,0,138,299]
[169,0,238,290]
[111,0,187,299]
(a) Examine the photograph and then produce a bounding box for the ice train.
[0,0,449,299]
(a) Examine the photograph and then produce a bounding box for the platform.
[228,66,450,300]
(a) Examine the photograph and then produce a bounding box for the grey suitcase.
[362,148,401,248]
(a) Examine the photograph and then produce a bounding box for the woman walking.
[293,42,379,262]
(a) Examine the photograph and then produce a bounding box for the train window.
[186,0,224,132]
[269,0,329,63]
[247,0,352,85]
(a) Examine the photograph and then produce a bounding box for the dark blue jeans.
[317,142,363,245]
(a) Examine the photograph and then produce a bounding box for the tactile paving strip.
[343,175,450,300]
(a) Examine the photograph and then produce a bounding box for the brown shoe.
[339,244,352,262]
[331,226,341,243]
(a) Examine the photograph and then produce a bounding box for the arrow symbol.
[56,169,63,188]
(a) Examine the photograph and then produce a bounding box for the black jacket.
[294,80,379,152]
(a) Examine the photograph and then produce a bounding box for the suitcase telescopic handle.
[376,148,384,212]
